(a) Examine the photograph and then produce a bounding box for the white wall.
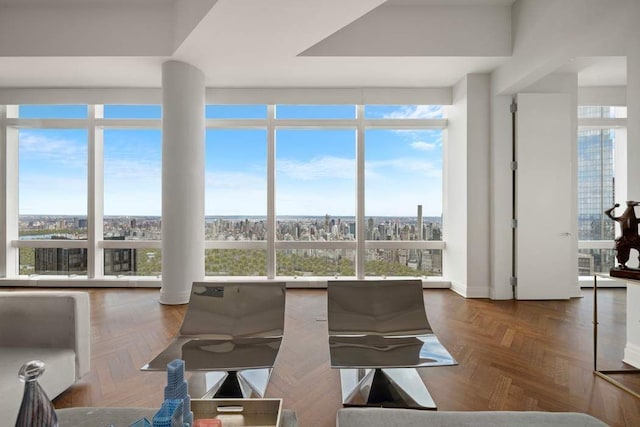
[445,74,491,298]
[626,8,640,201]
[444,78,468,295]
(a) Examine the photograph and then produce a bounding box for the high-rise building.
[577,106,617,272]
[35,245,87,275]
[104,237,137,275]
[35,236,137,275]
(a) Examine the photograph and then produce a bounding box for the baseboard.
[450,281,490,298]
[623,342,640,369]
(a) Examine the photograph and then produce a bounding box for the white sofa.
[0,291,90,425]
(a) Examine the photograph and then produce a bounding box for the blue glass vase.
[15,360,58,427]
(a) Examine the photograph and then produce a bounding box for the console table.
[592,274,640,398]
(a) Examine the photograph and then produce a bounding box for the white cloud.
[205,171,266,189]
[366,158,441,179]
[411,141,437,151]
[384,105,444,119]
[105,158,160,181]
[277,156,354,180]
[20,132,86,169]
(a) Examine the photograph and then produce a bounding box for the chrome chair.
[327,279,456,409]
[142,281,286,399]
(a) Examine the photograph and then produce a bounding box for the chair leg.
[339,368,437,410]
[188,369,273,399]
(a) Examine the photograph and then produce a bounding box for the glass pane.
[365,249,442,276]
[104,248,161,277]
[577,129,615,240]
[206,105,267,119]
[205,249,266,276]
[104,129,162,238]
[205,130,267,229]
[276,129,356,241]
[275,105,356,119]
[578,249,616,275]
[103,105,161,119]
[365,105,444,119]
[19,129,88,239]
[365,129,443,240]
[578,106,627,119]
[19,105,87,119]
[276,249,355,277]
[19,247,88,276]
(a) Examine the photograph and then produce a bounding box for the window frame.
[1,102,447,285]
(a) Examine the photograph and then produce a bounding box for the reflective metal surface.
[142,282,286,399]
[328,280,433,336]
[340,368,436,409]
[329,335,456,368]
[180,282,286,338]
[327,280,456,409]
[188,369,272,399]
[143,337,281,371]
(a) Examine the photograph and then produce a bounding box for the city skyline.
[17,104,444,217]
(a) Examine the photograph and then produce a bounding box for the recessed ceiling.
[0,0,628,89]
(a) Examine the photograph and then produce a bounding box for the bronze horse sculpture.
[605,201,640,269]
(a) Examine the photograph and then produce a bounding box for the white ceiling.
[0,0,627,89]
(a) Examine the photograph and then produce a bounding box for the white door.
[516,93,573,300]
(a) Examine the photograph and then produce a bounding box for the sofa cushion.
[0,347,76,425]
[336,408,608,427]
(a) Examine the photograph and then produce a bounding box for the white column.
[160,61,205,305]
[624,3,640,364]
[626,22,640,201]
[444,74,491,298]
[0,106,19,278]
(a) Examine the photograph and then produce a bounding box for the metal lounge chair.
[327,279,456,409]
[142,281,286,399]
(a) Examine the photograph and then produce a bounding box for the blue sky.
[18,104,443,217]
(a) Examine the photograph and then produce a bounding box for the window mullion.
[356,105,365,279]
[267,105,276,279]
[87,105,104,278]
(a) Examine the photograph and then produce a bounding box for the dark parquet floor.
[45,287,640,426]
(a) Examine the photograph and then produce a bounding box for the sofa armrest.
[0,291,90,379]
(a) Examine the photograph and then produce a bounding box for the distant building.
[577,106,617,273]
[35,236,136,275]
[104,236,137,275]
[35,246,87,275]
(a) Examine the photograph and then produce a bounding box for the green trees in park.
[205,249,267,276]
[135,249,161,276]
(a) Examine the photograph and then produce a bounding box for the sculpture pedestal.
[609,267,640,281]
[624,281,640,368]
[593,274,640,399]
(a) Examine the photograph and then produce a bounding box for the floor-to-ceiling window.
[2,101,446,285]
[204,104,445,280]
[577,105,627,275]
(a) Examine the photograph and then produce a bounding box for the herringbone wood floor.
[48,288,640,426]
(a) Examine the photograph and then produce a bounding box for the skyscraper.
[577,106,617,272]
